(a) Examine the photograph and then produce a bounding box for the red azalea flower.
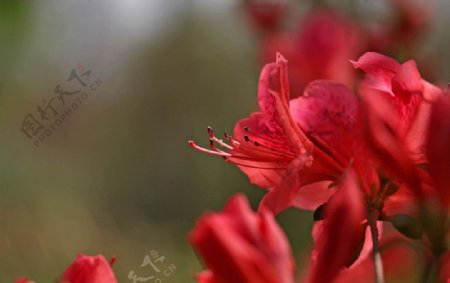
[189,194,295,283]
[189,51,446,282]
[352,52,441,138]
[353,54,449,237]
[355,52,449,264]
[353,52,444,192]
[190,54,363,215]
[61,254,117,283]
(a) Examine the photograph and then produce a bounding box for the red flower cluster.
[189,49,448,282]
[247,0,433,96]
[15,254,117,283]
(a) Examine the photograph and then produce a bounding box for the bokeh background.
[0,0,449,282]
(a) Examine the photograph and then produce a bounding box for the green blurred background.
[0,0,449,282]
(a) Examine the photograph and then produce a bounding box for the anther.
[188,140,231,157]
[109,256,117,267]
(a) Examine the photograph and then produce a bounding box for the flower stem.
[368,210,385,283]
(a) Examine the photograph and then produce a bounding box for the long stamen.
[188,140,231,157]
[226,152,289,162]
[241,127,297,158]
[242,134,296,158]
[224,132,240,146]
[209,138,228,154]
[191,126,298,166]
[207,127,233,149]
[224,157,287,169]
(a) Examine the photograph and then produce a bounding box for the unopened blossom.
[61,254,117,283]
[189,194,295,283]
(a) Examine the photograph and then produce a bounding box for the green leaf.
[390,215,423,239]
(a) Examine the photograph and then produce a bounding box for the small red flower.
[14,277,34,283]
[189,194,295,283]
[243,0,287,32]
[61,254,118,283]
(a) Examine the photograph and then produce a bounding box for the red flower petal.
[308,169,367,283]
[290,80,359,166]
[351,52,400,95]
[360,90,420,193]
[292,181,335,211]
[257,53,312,154]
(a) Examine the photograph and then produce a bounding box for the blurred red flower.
[261,9,363,95]
[14,277,34,283]
[243,0,287,32]
[368,0,432,53]
[61,254,117,283]
[189,194,295,283]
